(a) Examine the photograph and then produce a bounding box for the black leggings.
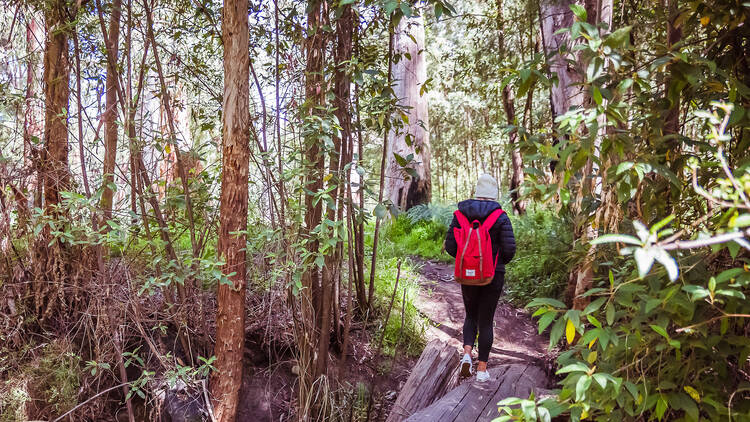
[461,274,503,362]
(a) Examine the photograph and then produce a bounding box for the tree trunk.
[539,0,584,124]
[210,0,249,419]
[100,0,122,222]
[22,12,44,226]
[386,339,459,422]
[24,13,44,182]
[497,0,526,214]
[385,15,431,211]
[42,1,73,213]
[324,2,354,363]
[299,1,327,405]
[664,0,682,138]
[33,0,76,321]
[565,0,614,310]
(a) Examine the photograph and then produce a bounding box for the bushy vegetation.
[504,208,574,305]
[0,340,81,422]
[370,258,427,357]
[381,203,455,262]
[382,202,574,306]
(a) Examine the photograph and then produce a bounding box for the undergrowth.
[382,202,574,307]
[0,340,81,422]
[370,257,427,357]
[504,208,573,305]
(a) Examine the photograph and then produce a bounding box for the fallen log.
[386,339,460,422]
[404,363,551,422]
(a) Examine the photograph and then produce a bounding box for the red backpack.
[453,209,504,286]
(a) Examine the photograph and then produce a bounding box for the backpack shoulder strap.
[481,209,505,230]
[454,210,470,228]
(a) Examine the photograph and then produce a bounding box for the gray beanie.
[474,174,498,200]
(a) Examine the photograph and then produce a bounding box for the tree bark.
[664,0,682,138]
[210,0,249,419]
[385,15,431,211]
[42,0,73,213]
[24,13,44,192]
[100,0,122,222]
[539,0,585,124]
[299,0,327,399]
[497,0,526,214]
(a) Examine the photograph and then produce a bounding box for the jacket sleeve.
[495,213,516,265]
[444,215,459,258]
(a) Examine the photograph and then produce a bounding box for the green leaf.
[651,215,675,234]
[557,362,590,374]
[603,26,632,48]
[655,395,668,421]
[373,203,387,219]
[527,297,567,308]
[590,234,641,245]
[570,4,587,21]
[645,298,662,314]
[583,297,606,315]
[549,317,565,349]
[576,375,592,401]
[393,152,409,167]
[606,303,615,325]
[650,324,669,339]
[592,85,603,105]
[538,312,557,334]
[716,267,746,284]
[592,373,608,389]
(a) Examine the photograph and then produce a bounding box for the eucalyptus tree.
[385,13,432,210]
[211,0,250,419]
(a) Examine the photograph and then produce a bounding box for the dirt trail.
[412,258,552,369]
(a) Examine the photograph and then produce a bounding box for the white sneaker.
[459,354,473,378]
[476,370,490,382]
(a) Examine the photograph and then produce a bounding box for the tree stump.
[387,339,459,422]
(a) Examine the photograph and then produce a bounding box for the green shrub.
[504,208,573,305]
[382,203,455,262]
[371,257,427,357]
[1,340,81,421]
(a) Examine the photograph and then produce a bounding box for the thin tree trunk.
[211,0,249,419]
[143,0,199,259]
[300,0,327,393]
[274,0,285,226]
[42,1,73,213]
[664,0,682,138]
[24,12,44,216]
[369,16,394,310]
[100,0,122,222]
[72,32,91,200]
[497,0,525,214]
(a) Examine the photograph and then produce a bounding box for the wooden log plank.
[433,366,510,422]
[457,365,526,422]
[405,363,551,422]
[387,339,460,422]
[478,365,549,420]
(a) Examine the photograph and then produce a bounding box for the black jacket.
[444,199,516,274]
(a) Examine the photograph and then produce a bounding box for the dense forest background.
[0,0,749,420]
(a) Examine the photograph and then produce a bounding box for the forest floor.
[234,258,554,421]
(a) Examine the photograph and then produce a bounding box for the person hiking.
[444,173,516,382]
